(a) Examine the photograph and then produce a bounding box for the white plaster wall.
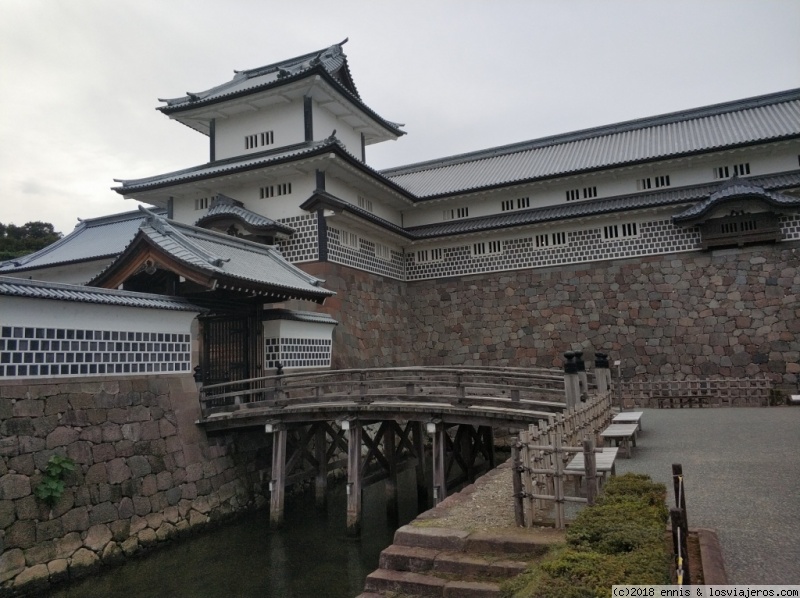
[401,144,800,227]
[313,101,361,157]
[263,318,335,340]
[215,101,304,160]
[0,296,198,335]
[1,260,113,285]
[325,176,403,226]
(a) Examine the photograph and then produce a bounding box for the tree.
[0,221,62,261]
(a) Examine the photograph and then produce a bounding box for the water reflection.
[50,470,419,598]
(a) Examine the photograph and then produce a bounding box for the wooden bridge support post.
[314,424,328,510]
[431,421,447,506]
[268,425,287,530]
[483,426,496,469]
[345,421,363,538]
[563,351,581,409]
[412,421,429,509]
[385,424,399,526]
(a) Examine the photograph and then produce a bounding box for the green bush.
[34,455,75,506]
[502,474,671,598]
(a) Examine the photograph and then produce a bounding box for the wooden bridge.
[196,363,607,535]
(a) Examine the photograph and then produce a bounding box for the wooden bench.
[612,411,643,431]
[565,447,620,493]
[600,423,638,458]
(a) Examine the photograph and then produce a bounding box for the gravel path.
[615,407,800,584]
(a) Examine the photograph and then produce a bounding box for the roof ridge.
[381,88,800,176]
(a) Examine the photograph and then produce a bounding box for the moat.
[49,471,420,598]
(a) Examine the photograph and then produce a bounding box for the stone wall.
[304,242,800,386]
[407,242,800,385]
[298,262,413,369]
[0,375,272,596]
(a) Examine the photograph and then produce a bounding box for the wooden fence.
[514,392,614,528]
[199,366,567,418]
[616,376,772,408]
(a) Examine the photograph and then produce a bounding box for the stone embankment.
[358,462,565,597]
[0,375,272,597]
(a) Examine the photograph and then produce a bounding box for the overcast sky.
[1,0,799,235]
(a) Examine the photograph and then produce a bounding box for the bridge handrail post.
[563,352,580,409]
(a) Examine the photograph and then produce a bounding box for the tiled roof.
[0,208,164,274]
[160,40,358,108]
[673,177,800,223]
[92,209,334,302]
[114,142,330,194]
[0,276,202,312]
[406,171,800,239]
[113,138,417,202]
[195,199,295,235]
[157,40,404,138]
[262,308,338,325]
[383,89,800,198]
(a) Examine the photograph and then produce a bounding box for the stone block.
[14,495,44,521]
[0,474,31,500]
[114,439,135,457]
[84,463,108,485]
[61,410,89,427]
[120,537,140,556]
[45,426,80,449]
[18,435,45,454]
[156,522,176,542]
[23,539,56,566]
[156,471,173,491]
[0,500,15,528]
[36,519,64,543]
[128,455,152,478]
[118,496,134,519]
[47,558,70,585]
[0,437,20,458]
[109,519,130,542]
[101,541,124,565]
[54,532,82,560]
[166,487,183,506]
[133,496,151,517]
[106,458,131,484]
[8,454,35,476]
[88,502,117,525]
[137,527,157,547]
[0,548,26,584]
[61,506,90,533]
[11,563,50,593]
[84,524,113,552]
[12,400,44,418]
[69,547,100,577]
[67,441,93,466]
[141,474,158,497]
[121,422,142,442]
[98,423,123,444]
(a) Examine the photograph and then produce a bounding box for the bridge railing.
[199,366,567,418]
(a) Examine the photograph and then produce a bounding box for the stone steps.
[357,524,563,597]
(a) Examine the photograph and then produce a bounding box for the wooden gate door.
[200,314,261,385]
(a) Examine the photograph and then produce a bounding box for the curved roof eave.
[113,141,420,205]
[158,66,405,140]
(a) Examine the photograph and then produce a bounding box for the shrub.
[34,454,76,506]
[502,473,671,598]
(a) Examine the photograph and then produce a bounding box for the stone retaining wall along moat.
[0,375,272,596]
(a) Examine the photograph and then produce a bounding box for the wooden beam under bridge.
[264,417,498,535]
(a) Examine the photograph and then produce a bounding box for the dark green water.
[50,471,420,598]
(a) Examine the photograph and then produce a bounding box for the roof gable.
[90,209,334,304]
